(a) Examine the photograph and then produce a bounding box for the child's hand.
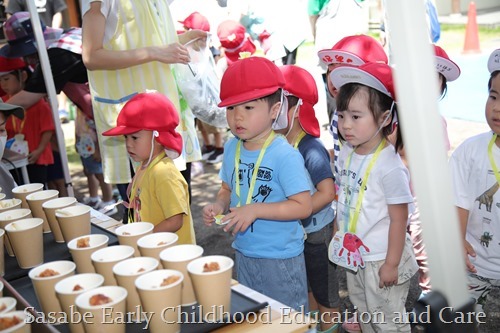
[378,262,398,288]
[202,203,224,227]
[222,205,257,235]
[463,240,477,273]
[28,148,42,164]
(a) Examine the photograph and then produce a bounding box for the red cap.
[318,35,388,66]
[330,62,396,101]
[179,12,210,32]
[433,45,460,82]
[217,20,256,64]
[219,57,285,107]
[102,92,183,157]
[0,57,26,76]
[280,65,320,137]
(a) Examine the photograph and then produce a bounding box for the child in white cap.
[449,48,500,319]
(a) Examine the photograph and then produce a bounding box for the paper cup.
[29,260,76,320]
[137,232,178,268]
[187,255,234,322]
[112,257,159,318]
[12,183,44,209]
[26,190,59,233]
[0,229,3,276]
[0,281,3,297]
[0,297,17,314]
[159,244,203,306]
[75,286,127,333]
[135,269,184,333]
[42,197,77,243]
[67,234,109,274]
[0,193,5,201]
[0,209,32,257]
[91,245,135,286]
[0,199,22,215]
[115,222,154,257]
[0,310,31,333]
[56,205,91,243]
[55,273,105,333]
[5,218,44,269]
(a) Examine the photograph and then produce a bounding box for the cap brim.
[0,103,24,119]
[102,125,142,136]
[329,66,392,99]
[318,49,365,66]
[298,103,320,137]
[218,86,280,108]
[435,56,460,82]
[0,27,63,58]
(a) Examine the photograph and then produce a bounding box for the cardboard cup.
[0,199,22,215]
[112,257,159,318]
[29,260,76,320]
[67,234,109,274]
[0,297,17,314]
[0,310,31,333]
[55,273,105,333]
[137,232,178,268]
[0,193,5,201]
[26,190,59,233]
[159,244,203,306]
[115,222,154,257]
[187,255,234,322]
[91,245,135,286]
[0,208,32,257]
[42,197,77,243]
[12,183,44,209]
[56,205,91,243]
[135,269,184,333]
[75,286,127,333]
[5,218,44,269]
[0,229,4,276]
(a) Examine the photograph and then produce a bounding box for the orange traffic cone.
[463,1,481,54]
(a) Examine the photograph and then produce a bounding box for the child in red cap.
[103,91,196,244]
[1,56,55,186]
[278,64,340,332]
[330,62,418,333]
[202,57,312,311]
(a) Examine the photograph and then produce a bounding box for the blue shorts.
[235,251,308,312]
[304,222,340,308]
[81,155,103,175]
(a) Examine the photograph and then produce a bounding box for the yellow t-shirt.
[131,155,196,245]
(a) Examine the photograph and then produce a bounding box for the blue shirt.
[298,135,335,233]
[220,135,310,259]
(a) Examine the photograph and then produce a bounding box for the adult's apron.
[88,0,200,184]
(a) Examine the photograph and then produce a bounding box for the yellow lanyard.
[128,151,166,223]
[293,130,307,149]
[344,139,386,233]
[234,131,275,206]
[488,133,500,186]
[11,117,25,134]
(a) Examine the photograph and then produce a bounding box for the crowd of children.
[0,5,498,333]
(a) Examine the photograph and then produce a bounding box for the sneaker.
[98,200,119,216]
[206,149,224,164]
[201,145,215,160]
[82,197,102,209]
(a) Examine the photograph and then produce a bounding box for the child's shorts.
[81,155,103,175]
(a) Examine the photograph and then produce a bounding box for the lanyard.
[488,133,500,186]
[343,139,386,233]
[11,117,26,134]
[293,130,306,149]
[128,151,166,223]
[234,131,275,207]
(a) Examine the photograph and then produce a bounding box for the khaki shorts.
[196,119,227,134]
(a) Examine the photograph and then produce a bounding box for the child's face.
[226,99,278,142]
[486,73,500,135]
[337,87,386,154]
[0,72,22,96]
[125,130,161,163]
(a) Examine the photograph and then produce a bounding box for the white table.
[2,156,30,185]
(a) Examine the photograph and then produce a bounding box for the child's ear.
[379,110,392,127]
[271,101,281,120]
[20,70,28,83]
